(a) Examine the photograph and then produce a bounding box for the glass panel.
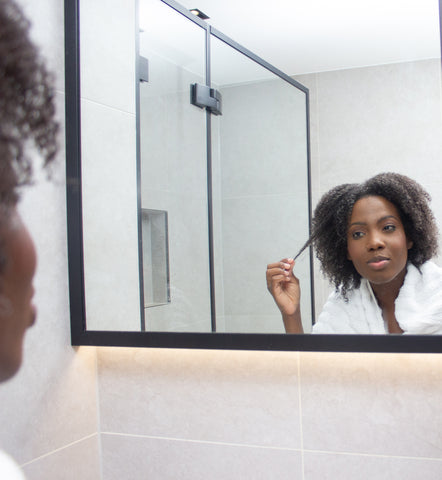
[139,0,212,332]
[211,36,312,333]
[80,0,140,330]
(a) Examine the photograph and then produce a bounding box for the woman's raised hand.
[266,258,303,333]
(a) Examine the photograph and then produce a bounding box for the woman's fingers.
[266,258,301,318]
[266,259,296,290]
[267,258,294,269]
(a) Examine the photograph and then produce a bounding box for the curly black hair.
[296,172,439,298]
[0,0,58,206]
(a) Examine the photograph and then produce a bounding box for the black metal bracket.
[190,83,222,115]
[139,56,149,83]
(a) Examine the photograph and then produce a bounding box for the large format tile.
[22,435,101,480]
[81,99,140,331]
[304,450,442,480]
[220,194,311,320]
[98,348,302,449]
[80,0,136,113]
[101,433,302,480]
[220,78,308,199]
[299,352,442,458]
[315,60,442,192]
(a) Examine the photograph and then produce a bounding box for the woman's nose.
[367,232,385,250]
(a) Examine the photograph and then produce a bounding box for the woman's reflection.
[266,172,442,334]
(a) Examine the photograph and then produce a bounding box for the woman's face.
[0,208,36,382]
[347,195,413,288]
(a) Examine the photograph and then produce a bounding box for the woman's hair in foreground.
[0,0,57,206]
[296,172,439,297]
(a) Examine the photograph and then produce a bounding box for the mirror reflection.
[139,1,213,332]
[78,0,442,336]
[267,172,442,334]
[139,0,312,333]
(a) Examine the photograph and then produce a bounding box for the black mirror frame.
[65,0,442,353]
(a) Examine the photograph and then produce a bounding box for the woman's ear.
[407,239,413,250]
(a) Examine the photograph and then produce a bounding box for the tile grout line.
[80,96,136,117]
[302,449,442,462]
[94,348,104,480]
[297,351,305,480]
[20,432,99,468]
[99,431,442,462]
[100,431,303,452]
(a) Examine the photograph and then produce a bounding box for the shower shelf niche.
[141,208,170,309]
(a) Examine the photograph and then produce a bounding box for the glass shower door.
[138,0,312,334]
[139,0,212,332]
[210,35,313,333]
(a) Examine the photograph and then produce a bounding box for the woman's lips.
[367,257,389,270]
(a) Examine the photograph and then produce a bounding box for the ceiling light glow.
[190,8,209,20]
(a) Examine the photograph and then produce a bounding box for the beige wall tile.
[22,435,101,480]
[304,450,442,480]
[299,352,442,458]
[80,0,136,113]
[81,100,140,331]
[98,348,302,449]
[101,433,302,480]
[314,60,442,194]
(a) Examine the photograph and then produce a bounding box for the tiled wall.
[0,0,100,478]
[0,0,441,479]
[80,0,140,331]
[296,59,442,312]
[214,78,312,333]
[96,348,442,479]
[96,53,442,480]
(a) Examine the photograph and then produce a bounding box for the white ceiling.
[176,0,441,76]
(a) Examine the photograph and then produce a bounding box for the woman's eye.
[351,231,364,239]
[384,224,396,232]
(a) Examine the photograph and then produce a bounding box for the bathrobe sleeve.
[395,261,442,335]
[0,450,25,479]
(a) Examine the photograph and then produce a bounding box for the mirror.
[65,0,442,352]
[138,1,312,334]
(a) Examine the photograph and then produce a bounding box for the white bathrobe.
[0,450,25,479]
[312,261,442,334]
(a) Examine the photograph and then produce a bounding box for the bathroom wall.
[0,0,101,478]
[80,0,141,331]
[296,59,442,311]
[97,349,442,479]
[0,1,441,479]
[213,78,312,334]
[96,58,442,479]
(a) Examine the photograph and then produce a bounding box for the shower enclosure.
[138,0,313,333]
